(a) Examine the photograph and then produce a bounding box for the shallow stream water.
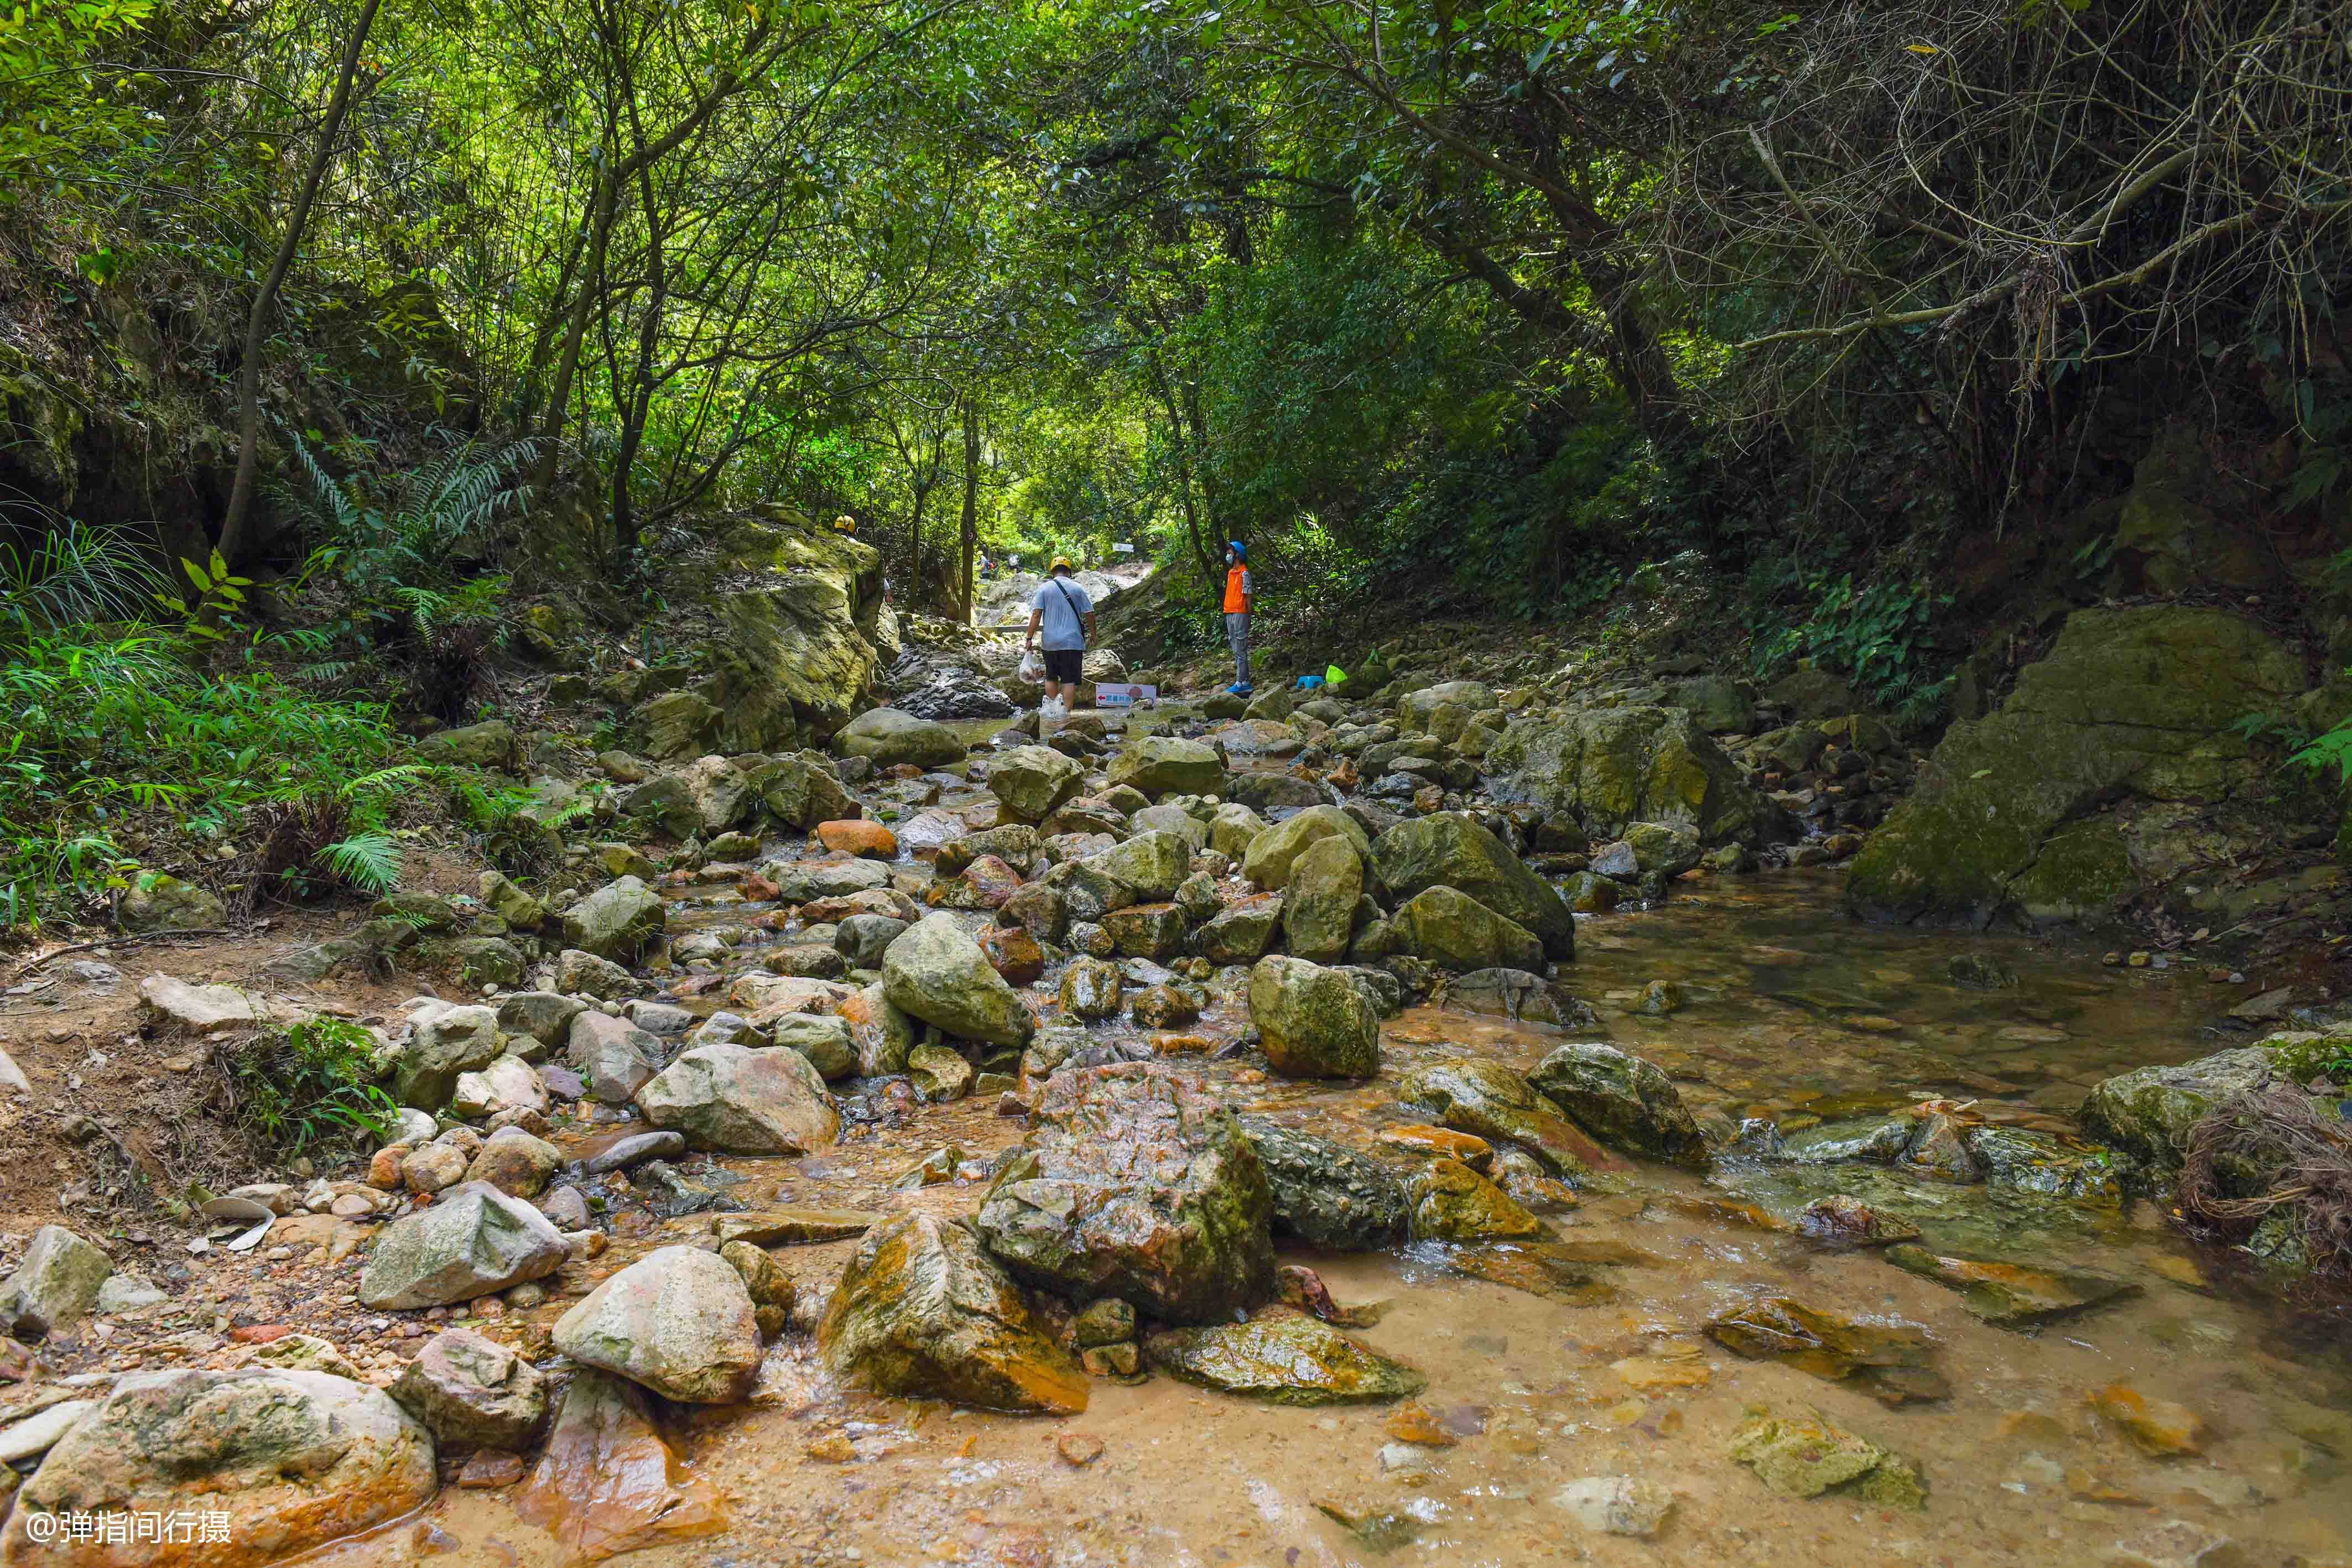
[339,749,2352,1568]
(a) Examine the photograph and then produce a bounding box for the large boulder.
[1399,680,1498,737]
[1372,814,1574,958]
[0,1369,435,1568]
[389,1327,549,1450]
[1391,885,1546,972]
[1240,804,1372,890]
[634,1043,841,1154]
[1671,674,1752,733]
[634,692,721,762]
[1282,834,1363,962]
[975,1064,1275,1322]
[1237,1119,1409,1249]
[2111,421,2281,595]
[839,982,918,1077]
[1529,1043,1707,1166]
[1209,801,1268,858]
[465,1127,563,1197]
[359,1183,569,1309]
[1105,735,1226,798]
[0,1226,111,1340]
[697,517,887,753]
[1058,956,1124,1020]
[1487,705,1782,846]
[833,707,967,769]
[1848,607,2305,928]
[561,876,665,962]
[139,972,268,1034]
[881,914,1034,1048]
[768,1012,858,1080]
[818,1213,1089,1414]
[988,746,1086,824]
[554,1246,763,1404]
[450,1056,549,1122]
[677,755,757,832]
[1248,956,1380,1079]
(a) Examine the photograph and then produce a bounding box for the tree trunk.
[1578,253,1699,459]
[609,156,671,563]
[1143,347,1219,587]
[512,197,597,428]
[958,397,980,625]
[215,0,384,567]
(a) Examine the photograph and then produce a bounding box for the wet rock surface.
[818,1212,1088,1414]
[553,1244,764,1404]
[1,1369,438,1567]
[976,1064,1275,1322]
[1143,1311,1426,1405]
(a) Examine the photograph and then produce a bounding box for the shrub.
[0,628,410,930]
[212,1016,398,1162]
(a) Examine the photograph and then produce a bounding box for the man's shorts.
[1043,649,1084,684]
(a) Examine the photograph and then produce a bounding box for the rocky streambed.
[2,678,2349,1568]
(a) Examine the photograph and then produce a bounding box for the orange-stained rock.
[1375,1124,1494,1170]
[815,820,898,859]
[2093,1384,2204,1456]
[1404,1159,1544,1241]
[1151,1033,1215,1055]
[929,854,1024,911]
[512,1369,729,1562]
[977,924,1045,986]
[1384,1402,1458,1447]
[818,1212,1087,1414]
[0,1369,435,1568]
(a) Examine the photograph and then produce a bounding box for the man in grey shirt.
[1024,555,1097,717]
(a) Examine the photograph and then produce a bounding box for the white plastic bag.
[1017,647,1045,683]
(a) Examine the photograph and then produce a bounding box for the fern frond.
[316,830,402,893]
[341,764,432,799]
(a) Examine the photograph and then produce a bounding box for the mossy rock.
[1144,1314,1425,1405]
[2006,816,2136,928]
[1486,705,1783,847]
[1848,606,2303,928]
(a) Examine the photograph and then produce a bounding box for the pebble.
[1552,1476,1675,1538]
[1383,1404,1457,1447]
[1055,1432,1105,1467]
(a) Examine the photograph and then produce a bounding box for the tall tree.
[215,0,384,567]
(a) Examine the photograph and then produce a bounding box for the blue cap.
[1227,540,1246,559]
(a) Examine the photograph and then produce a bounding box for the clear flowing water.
[343,806,2352,1568]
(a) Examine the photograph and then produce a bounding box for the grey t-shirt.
[1032,577,1093,650]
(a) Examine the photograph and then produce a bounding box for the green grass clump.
[215,1015,398,1162]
